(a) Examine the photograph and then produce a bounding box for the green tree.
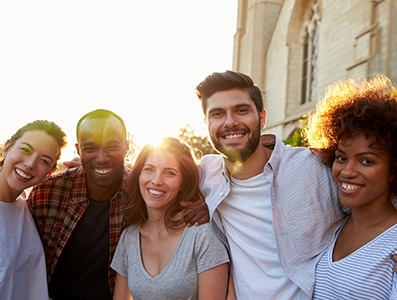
[125,132,138,167]
[178,124,217,159]
[282,115,309,147]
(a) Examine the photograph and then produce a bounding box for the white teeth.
[341,182,360,191]
[225,133,244,139]
[148,188,165,196]
[94,168,111,175]
[15,168,33,180]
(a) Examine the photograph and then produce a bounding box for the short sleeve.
[193,223,230,274]
[110,226,131,277]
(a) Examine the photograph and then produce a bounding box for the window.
[300,0,320,105]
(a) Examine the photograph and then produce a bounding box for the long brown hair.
[123,137,204,230]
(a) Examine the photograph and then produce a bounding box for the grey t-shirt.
[111,222,229,300]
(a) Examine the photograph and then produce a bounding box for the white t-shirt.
[218,173,300,299]
[0,197,49,300]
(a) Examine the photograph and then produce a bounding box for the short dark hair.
[76,108,127,139]
[195,70,264,114]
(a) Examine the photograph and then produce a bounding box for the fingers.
[184,203,210,226]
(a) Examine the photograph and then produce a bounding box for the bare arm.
[226,273,236,300]
[62,157,81,169]
[198,263,229,300]
[113,273,133,300]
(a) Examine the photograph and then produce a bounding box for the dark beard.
[210,123,261,162]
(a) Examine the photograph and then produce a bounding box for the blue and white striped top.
[313,222,397,299]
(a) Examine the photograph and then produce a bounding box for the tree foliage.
[282,115,308,147]
[178,124,217,159]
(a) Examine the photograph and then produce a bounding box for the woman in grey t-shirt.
[111,137,230,300]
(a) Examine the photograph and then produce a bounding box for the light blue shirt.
[199,134,345,299]
[314,222,397,299]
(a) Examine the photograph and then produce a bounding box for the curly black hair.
[303,74,397,195]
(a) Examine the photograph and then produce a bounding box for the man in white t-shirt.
[195,70,345,299]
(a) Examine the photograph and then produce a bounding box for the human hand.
[181,197,210,226]
[63,157,81,169]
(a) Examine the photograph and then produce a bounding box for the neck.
[0,172,20,203]
[86,177,122,201]
[349,200,397,228]
[224,146,271,180]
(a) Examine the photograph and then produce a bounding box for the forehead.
[145,150,179,167]
[206,89,255,112]
[17,130,60,159]
[339,134,388,153]
[77,117,125,143]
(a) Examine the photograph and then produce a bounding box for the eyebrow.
[208,103,252,113]
[336,148,381,158]
[21,142,55,163]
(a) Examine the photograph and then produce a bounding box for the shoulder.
[199,154,223,168]
[120,225,139,240]
[40,167,84,186]
[185,223,217,240]
[28,167,85,203]
[271,135,325,167]
[198,154,224,180]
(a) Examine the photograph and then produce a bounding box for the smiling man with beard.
[28,109,130,300]
[195,70,346,299]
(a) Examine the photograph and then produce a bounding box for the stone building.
[233,0,397,139]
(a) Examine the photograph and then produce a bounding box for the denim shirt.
[199,134,345,298]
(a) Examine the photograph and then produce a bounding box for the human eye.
[361,158,374,166]
[19,146,32,155]
[334,153,346,163]
[105,142,122,152]
[40,158,52,166]
[237,106,249,114]
[165,170,177,177]
[82,145,98,153]
[142,165,154,173]
[208,110,223,119]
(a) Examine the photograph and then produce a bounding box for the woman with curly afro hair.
[304,75,397,299]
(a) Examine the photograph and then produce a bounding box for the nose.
[23,155,37,169]
[339,161,358,178]
[224,111,238,128]
[96,148,110,162]
[151,171,163,185]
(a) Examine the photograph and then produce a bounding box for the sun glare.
[0,0,237,164]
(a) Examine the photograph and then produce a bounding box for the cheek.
[207,120,221,134]
[138,176,148,195]
[36,166,53,181]
[331,164,341,178]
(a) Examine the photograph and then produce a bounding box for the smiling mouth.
[94,168,111,175]
[148,188,165,197]
[340,182,361,191]
[15,168,33,180]
[223,133,245,139]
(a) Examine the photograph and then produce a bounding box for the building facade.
[233,0,397,139]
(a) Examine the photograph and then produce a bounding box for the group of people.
[1,70,397,299]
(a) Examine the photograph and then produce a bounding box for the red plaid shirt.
[27,166,130,295]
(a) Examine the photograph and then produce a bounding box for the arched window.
[300,0,320,104]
